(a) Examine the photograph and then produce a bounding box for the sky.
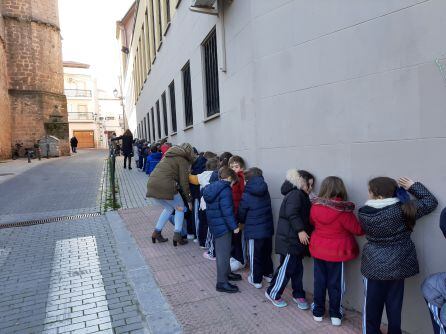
[58,0,135,93]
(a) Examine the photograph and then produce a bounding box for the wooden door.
[73,131,95,148]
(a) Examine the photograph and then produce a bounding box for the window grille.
[168,81,177,132]
[202,28,220,117]
[182,62,193,127]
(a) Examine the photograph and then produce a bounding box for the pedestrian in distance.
[237,167,275,290]
[203,166,242,293]
[309,176,364,327]
[70,135,78,153]
[421,207,446,334]
[147,143,196,246]
[359,177,438,334]
[265,169,315,310]
[133,139,139,168]
[111,129,134,169]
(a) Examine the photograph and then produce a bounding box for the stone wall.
[1,0,69,157]
[0,8,11,159]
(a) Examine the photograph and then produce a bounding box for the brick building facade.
[0,0,69,159]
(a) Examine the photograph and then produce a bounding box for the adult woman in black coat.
[112,129,134,169]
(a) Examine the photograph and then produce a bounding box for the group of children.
[133,139,171,175]
[143,143,444,333]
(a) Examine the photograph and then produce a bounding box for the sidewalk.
[114,158,363,333]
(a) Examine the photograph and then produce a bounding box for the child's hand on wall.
[397,177,415,190]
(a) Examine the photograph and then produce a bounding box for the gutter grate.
[0,212,102,229]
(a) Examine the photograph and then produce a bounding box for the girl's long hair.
[368,177,417,231]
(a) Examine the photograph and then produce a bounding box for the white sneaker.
[187,234,195,240]
[248,276,262,289]
[263,275,273,283]
[331,317,342,326]
[313,316,323,322]
[230,257,245,272]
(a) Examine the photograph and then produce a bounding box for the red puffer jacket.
[232,171,245,215]
[309,197,364,262]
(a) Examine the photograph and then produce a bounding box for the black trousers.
[198,209,208,247]
[215,231,232,284]
[231,231,244,264]
[313,258,344,318]
[248,238,273,284]
[267,254,305,300]
[363,278,405,334]
[123,154,132,168]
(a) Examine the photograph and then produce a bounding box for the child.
[309,176,364,326]
[237,167,274,289]
[189,157,219,249]
[203,167,241,293]
[421,207,446,334]
[265,169,315,309]
[228,155,246,272]
[188,150,208,240]
[359,177,438,334]
[145,145,162,175]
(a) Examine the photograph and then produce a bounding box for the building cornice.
[2,14,60,32]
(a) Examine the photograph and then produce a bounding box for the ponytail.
[401,202,417,231]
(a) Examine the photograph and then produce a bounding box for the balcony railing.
[68,112,94,121]
[65,89,92,98]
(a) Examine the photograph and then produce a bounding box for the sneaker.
[199,245,207,249]
[230,257,245,272]
[193,238,198,243]
[293,298,310,310]
[313,316,323,322]
[263,274,273,283]
[187,234,195,240]
[331,317,342,326]
[203,251,216,261]
[248,276,262,289]
[265,291,287,308]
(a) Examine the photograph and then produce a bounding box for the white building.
[64,62,124,148]
[118,1,446,333]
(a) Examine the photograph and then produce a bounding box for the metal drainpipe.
[218,0,227,73]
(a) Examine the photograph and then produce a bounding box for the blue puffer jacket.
[203,180,238,238]
[145,152,162,175]
[238,176,274,240]
[190,155,207,199]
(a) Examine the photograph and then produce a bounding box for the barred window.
[151,107,156,141]
[147,112,152,142]
[168,81,177,132]
[156,100,161,139]
[182,62,193,127]
[161,92,168,137]
[143,117,148,139]
[165,0,171,24]
[202,28,219,117]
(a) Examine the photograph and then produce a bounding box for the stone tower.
[0,0,69,159]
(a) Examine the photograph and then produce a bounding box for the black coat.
[113,134,133,155]
[70,137,78,147]
[274,180,312,256]
[238,176,274,240]
[358,182,438,280]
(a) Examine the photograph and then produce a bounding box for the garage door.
[73,131,95,148]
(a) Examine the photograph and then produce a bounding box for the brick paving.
[0,215,148,334]
[113,156,150,210]
[119,207,364,333]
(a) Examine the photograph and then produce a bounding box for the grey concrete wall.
[134,1,446,332]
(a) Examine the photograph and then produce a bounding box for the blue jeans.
[152,194,185,233]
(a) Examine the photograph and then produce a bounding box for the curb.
[106,211,182,334]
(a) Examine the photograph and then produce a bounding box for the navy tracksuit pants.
[198,209,208,247]
[313,258,344,319]
[363,278,405,334]
[267,254,305,300]
[248,238,273,284]
[426,301,446,334]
